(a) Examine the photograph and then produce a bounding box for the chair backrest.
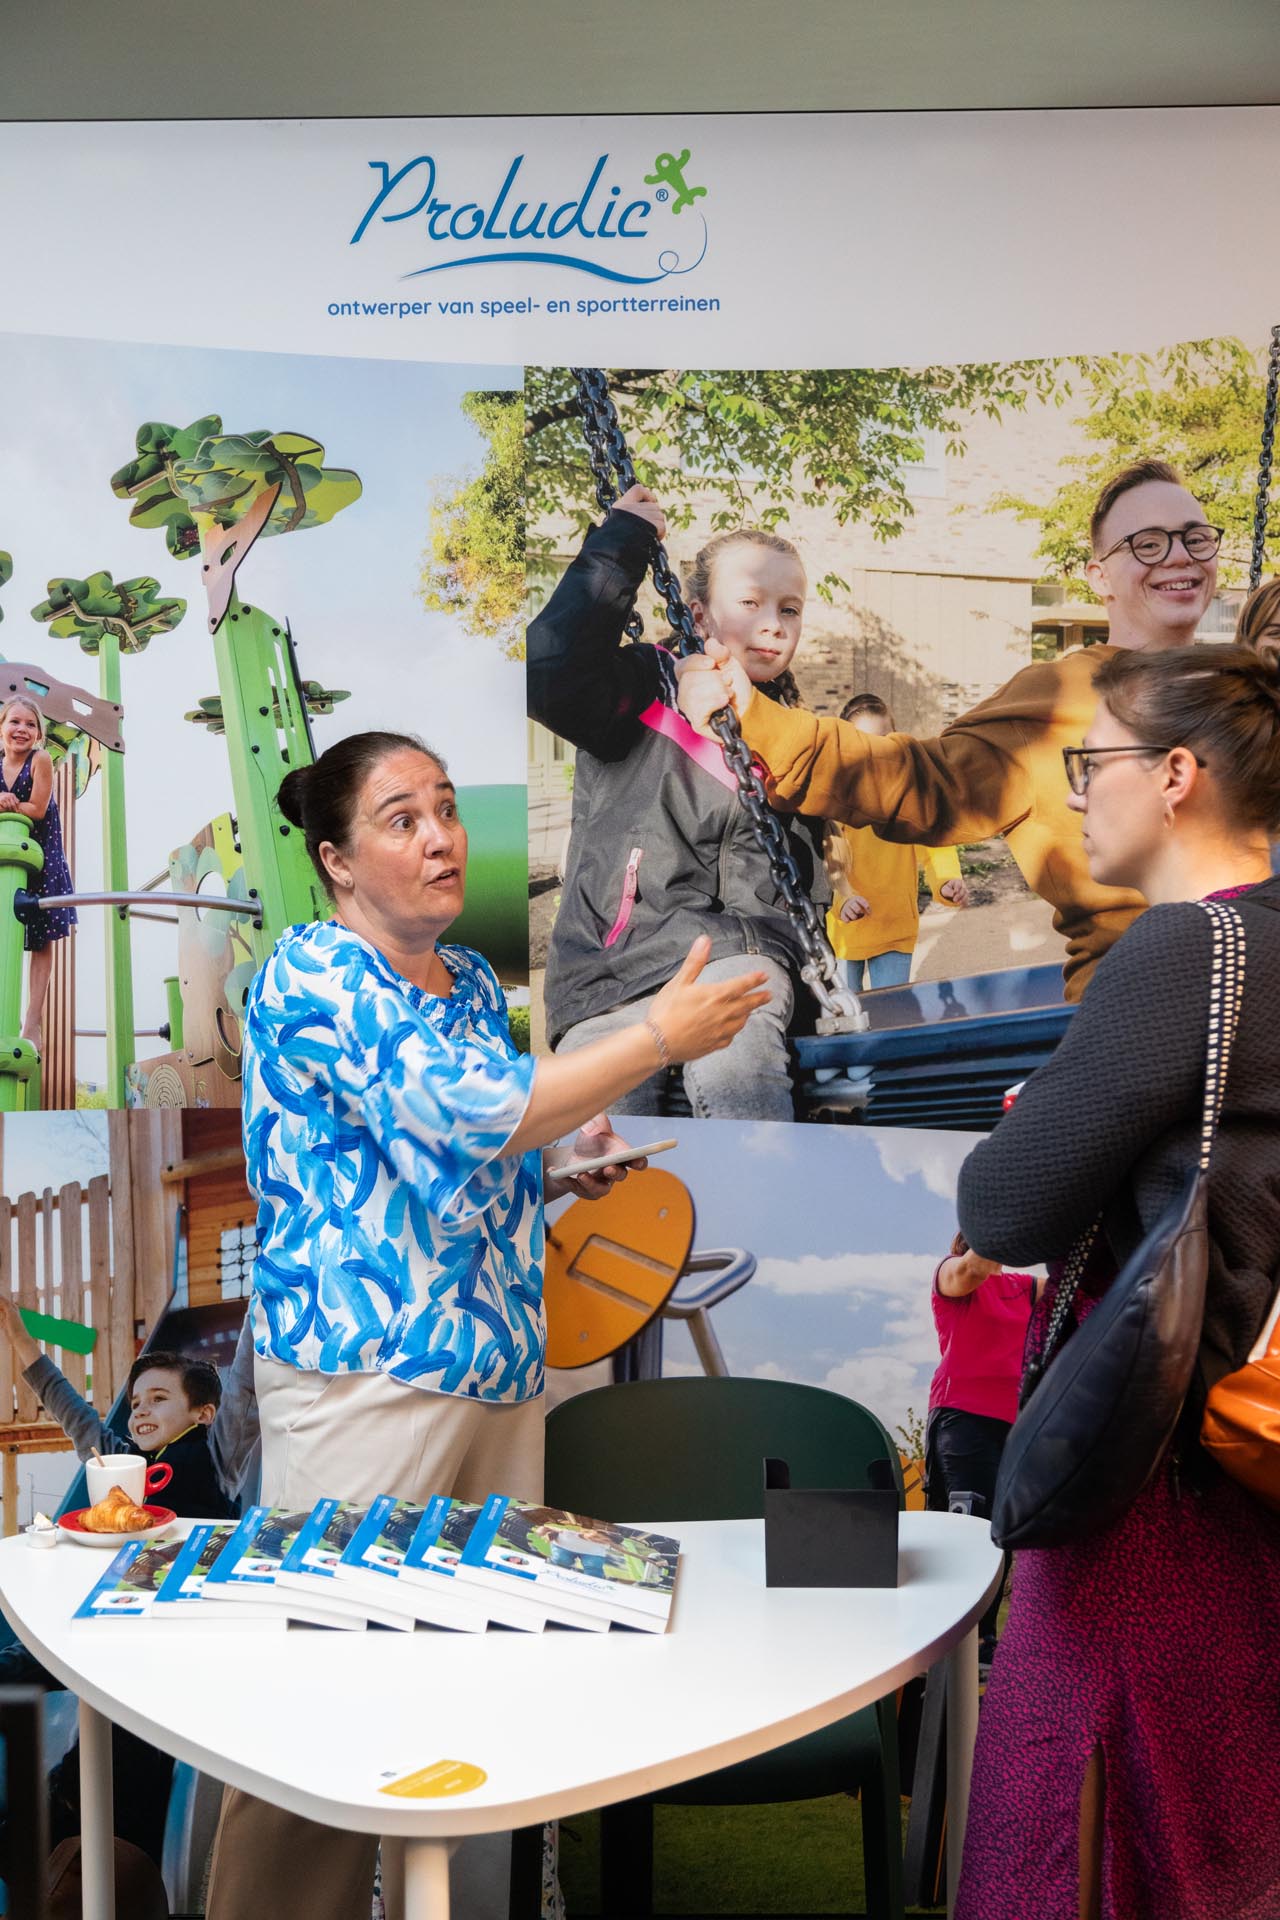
[545,1377,904,1522]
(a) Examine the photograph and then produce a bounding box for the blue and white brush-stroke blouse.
[241,920,544,1403]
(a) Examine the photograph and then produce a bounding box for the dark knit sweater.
[957,875,1280,1432]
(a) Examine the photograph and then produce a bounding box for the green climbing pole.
[31,572,186,1106]
[112,421,361,953]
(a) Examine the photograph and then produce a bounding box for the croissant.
[82,1485,153,1533]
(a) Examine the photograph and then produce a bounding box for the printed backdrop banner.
[1,104,1278,1463]
[2,110,1280,364]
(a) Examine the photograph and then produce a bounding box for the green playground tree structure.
[30,573,186,1107]
[111,419,362,957]
[184,680,351,736]
[0,411,523,1111]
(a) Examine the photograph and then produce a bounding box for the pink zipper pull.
[604,847,644,948]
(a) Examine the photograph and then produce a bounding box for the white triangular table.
[0,1511,1002,1918]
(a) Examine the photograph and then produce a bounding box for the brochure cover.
[336,1495,486,1631]
[275,1498,414,1631]
[399,1496,603,1632]
[458,1500,681,1632]
[72,1537,184,1625]
[151,1523,287,1628]
[205,1505,367,1630]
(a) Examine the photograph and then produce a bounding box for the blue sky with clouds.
[549,1118,1018,1444]
[0,331,521,1082]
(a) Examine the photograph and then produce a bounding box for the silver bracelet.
[643,1016,671,1069]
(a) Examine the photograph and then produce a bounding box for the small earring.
[1163,801,1176,829]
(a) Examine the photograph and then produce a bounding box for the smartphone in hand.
[554,1138,678,1180]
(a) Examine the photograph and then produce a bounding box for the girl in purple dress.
[955,637,1280,1920]
[0,698,77,1048]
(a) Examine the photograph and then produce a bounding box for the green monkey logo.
[644,149,708,216]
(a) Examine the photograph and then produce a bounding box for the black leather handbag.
[990,898,1245,1551]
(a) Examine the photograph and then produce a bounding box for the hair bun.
[276,765,311,828]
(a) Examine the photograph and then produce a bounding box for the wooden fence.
[0,1113,181,1428]
[0,1111,180,1530]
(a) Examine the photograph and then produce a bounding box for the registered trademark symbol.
[655,188,669,202]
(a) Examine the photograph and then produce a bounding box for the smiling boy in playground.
[677,460,1221,998]
[0,1296,258,1521]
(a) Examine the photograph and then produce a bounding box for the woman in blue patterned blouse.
[206,729,769,1920]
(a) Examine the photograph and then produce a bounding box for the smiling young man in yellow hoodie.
[677,460,1221,999]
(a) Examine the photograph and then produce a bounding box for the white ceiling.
[2,0,1278,117]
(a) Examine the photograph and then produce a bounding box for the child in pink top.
[925,1232,1041,1665]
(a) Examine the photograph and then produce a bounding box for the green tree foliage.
[31,573,186,655]
[420,391,525,659]
[111,420,362,555]
[0,551,12,622]
[895,1406,926,1465]
[111,417,224,557]
[175,432,362,537]
[525,364,1078,600]
[990,337,1276,593]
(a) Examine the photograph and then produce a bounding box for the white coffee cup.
[85,1455,171,1509]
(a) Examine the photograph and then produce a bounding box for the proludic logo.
[349,147,709,286]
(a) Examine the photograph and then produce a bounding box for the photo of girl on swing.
[525,346,1277,1125]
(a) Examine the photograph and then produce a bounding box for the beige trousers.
[204,1359,545,1920]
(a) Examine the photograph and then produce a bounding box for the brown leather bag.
[1202,1286,1280,1508]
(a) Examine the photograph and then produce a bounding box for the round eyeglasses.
[1062,744,1206,796]
[1095,524,1224,567]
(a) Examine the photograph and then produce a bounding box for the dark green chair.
[514,1377,906,1919]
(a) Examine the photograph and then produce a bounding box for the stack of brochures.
[72,1498,681,1633]
[72,1523,284,1629]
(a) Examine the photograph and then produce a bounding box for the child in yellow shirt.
[825,694,968,990]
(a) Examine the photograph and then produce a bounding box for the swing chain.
[1250,324,1280,594]
[572,368,703,657]
[709,712,868,1024]
[570,368,865,1028]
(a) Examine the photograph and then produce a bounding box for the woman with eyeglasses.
[678,459,1223,1000]
[950,639,1280,1920]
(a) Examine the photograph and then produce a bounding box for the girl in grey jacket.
[528,485,828,1121]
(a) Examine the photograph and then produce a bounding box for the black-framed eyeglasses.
[1095,524,1224,567]
[1061,744,1206,796]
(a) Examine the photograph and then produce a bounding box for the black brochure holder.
[763,1456,899,1589]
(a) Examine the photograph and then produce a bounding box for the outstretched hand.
[646,934,771,1065]
[0,1297,39,1368]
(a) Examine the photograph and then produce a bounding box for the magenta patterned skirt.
[955,1462,1280,1920]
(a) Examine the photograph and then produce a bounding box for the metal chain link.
[570,368,863,1027]
[1250,325,1280,592]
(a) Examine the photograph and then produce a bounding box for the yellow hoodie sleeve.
[918,844,962,901]
[736,662,1072,844]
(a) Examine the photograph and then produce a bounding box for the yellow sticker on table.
[378,1760,487,1799]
